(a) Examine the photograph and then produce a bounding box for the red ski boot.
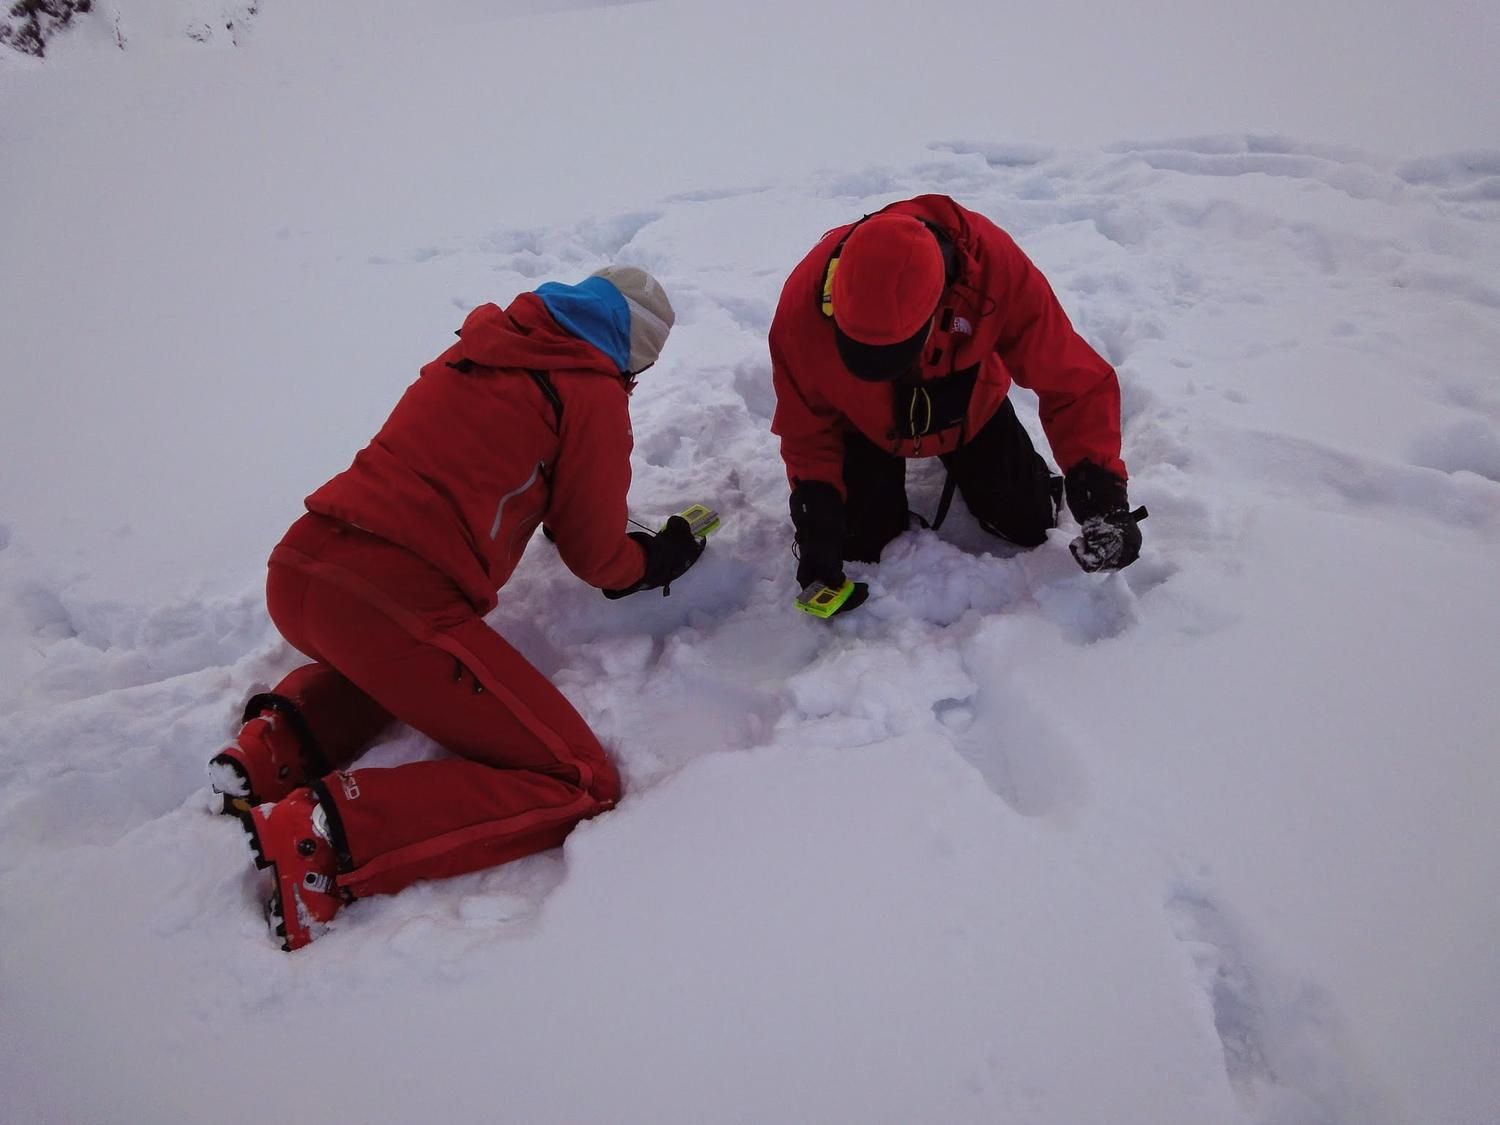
[209,708,308,815]
[240,788,347,951]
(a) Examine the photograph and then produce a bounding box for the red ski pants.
[261,514,620,898]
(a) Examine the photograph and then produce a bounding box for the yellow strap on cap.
[821,257,839,318]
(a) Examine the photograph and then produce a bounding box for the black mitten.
[1064,460,1128,523]
[1064,460,1145,572]
[790,480,846,589]
[790,480,868,615]
[602,517,706,599]
[1070,509,1145,572]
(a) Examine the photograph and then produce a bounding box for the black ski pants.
[842,397,1059,563]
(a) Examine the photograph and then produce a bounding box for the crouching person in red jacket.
[770,195,1145,614]
[210,266,703,950]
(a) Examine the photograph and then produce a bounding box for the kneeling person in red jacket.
[770,196,1144,612]
[209,266,703,950]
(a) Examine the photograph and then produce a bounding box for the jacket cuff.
[1064,460,1129,523]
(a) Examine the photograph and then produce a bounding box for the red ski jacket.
[769,195,1126,494]
[300,295,645,612]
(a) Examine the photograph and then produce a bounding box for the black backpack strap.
[917,219,961,286]
[446,352,564,435]
[906,469,960,533]
[528,369,564,434]
[929,470,959,531]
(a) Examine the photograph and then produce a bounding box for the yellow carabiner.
[909,386,933,437]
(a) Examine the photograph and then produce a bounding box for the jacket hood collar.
[453,294,622,374]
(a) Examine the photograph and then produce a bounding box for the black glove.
[1064,460,1129,523]
[1070,509,1145,572]
[790,480,868,615]
[602,516,706,599]
[1064,459,1145,572]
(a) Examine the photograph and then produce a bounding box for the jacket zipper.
[489,461,544,540]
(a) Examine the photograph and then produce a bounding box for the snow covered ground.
[3,3,1499,1123]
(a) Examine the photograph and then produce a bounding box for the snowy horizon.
[3,4,1499,1124]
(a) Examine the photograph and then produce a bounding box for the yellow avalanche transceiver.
[795,579,857,619]
[667,503,722,537]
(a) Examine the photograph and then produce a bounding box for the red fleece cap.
[831,215,945,344]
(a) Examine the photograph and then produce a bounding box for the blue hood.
[534,277,630,373]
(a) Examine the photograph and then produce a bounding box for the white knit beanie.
[592,265,675,374]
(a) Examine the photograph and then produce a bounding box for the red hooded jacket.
[770,195,1126,494]
[300,294,645,612]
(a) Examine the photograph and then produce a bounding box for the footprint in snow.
[1409,417,1500,484]
[1165,885,1278,1100]
[944,690,1091,820]
[941,623,1092,820]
